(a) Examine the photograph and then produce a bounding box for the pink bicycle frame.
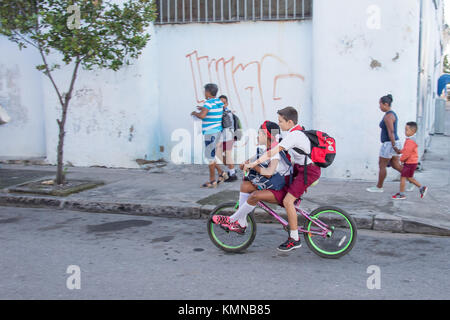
[256,201,331,237]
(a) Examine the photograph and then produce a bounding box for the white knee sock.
[238,192,250,208]
[230,201,255,227]
[229,192,250,223]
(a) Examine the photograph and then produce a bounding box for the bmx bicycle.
[207,192,357,259]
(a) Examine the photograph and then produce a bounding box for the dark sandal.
[217,172,229,184]
[202,180,217,188]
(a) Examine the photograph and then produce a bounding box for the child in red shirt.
[392,122,428,200]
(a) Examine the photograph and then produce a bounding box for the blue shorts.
[203,132,221,162]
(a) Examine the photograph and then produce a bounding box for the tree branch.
[32,3,65,108]
[11,30,39,49]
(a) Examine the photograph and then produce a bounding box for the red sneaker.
[392,193,406,200]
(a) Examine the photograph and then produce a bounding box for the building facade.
[0,0,445,179]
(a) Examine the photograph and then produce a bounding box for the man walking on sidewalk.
[191,83,228,188]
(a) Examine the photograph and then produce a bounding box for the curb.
[0,194,449,237]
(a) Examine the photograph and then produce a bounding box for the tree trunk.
[55,101,68,185]
[55,58,81,185]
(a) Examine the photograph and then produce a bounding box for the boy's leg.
[225,189,277,229]
[246,189,279,206]
[231,190,278,227]
[283,193,299,239]
[224,144,237,182]
[211,138,229,182]
[240,180,257,193]
[204,133,220,184]
[208,161,216,182]
[407,177,421,188]
[400,176,406,193]
[278,165,321,251]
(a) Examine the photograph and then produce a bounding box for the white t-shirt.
[252,146,291,176]
[279,127,313,165]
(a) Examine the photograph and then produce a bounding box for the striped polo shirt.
[202,98,224,135]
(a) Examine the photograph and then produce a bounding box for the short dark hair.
[380,94,393,106]
[218,95,228,101]
[277,106,298,124]
[406,121,418,132]
[204,83,218,97]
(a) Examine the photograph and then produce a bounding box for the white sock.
[290,230,299,241]
[230,201,255,227]
[238,192,250,207]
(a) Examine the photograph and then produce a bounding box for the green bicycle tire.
[207,202,257,253]
[303,206,357,259]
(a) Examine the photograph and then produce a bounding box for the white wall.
[312,0,423,180]
[0,37,46,158]
[155,20,313,164]
[42,24,161,168]
[0,0,444,181]
[416,0,444,156]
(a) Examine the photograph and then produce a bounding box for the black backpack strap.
[279,151,294,185]
[303,156,308,188]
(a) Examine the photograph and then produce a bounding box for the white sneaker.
[406,183,415,192]
[366,186,384,193]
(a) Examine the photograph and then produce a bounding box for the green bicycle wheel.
[207,202,257,253]
[303,206,357,259]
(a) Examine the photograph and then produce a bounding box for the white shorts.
[379,141,402,159]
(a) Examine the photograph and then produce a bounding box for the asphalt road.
[0,206,448,300]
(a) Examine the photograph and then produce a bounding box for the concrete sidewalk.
[1,132,449,236]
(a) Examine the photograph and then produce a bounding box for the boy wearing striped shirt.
[191,83,229,187]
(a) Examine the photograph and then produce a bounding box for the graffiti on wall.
[185,50,306,127]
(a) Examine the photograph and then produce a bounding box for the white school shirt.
[279,126,313,165]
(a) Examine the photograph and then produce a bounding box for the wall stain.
[370,59,382,69]
[392,52,400,62]
[128,125,135,142]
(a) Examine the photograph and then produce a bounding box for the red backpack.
[290,125,336,185]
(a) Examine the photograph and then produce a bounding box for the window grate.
[155,0,312,24]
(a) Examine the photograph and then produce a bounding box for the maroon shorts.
[222,140,234,151]
[401,163,417,178]
[269,164,321,207]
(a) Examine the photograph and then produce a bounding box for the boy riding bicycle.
[244,107,321,252]
[212,121,292,235]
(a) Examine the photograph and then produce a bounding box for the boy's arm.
[245,145,283,170]
[191,107,209,119]
[400,140,413,163]
[239,155,257,170]
[254,159,279,178]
